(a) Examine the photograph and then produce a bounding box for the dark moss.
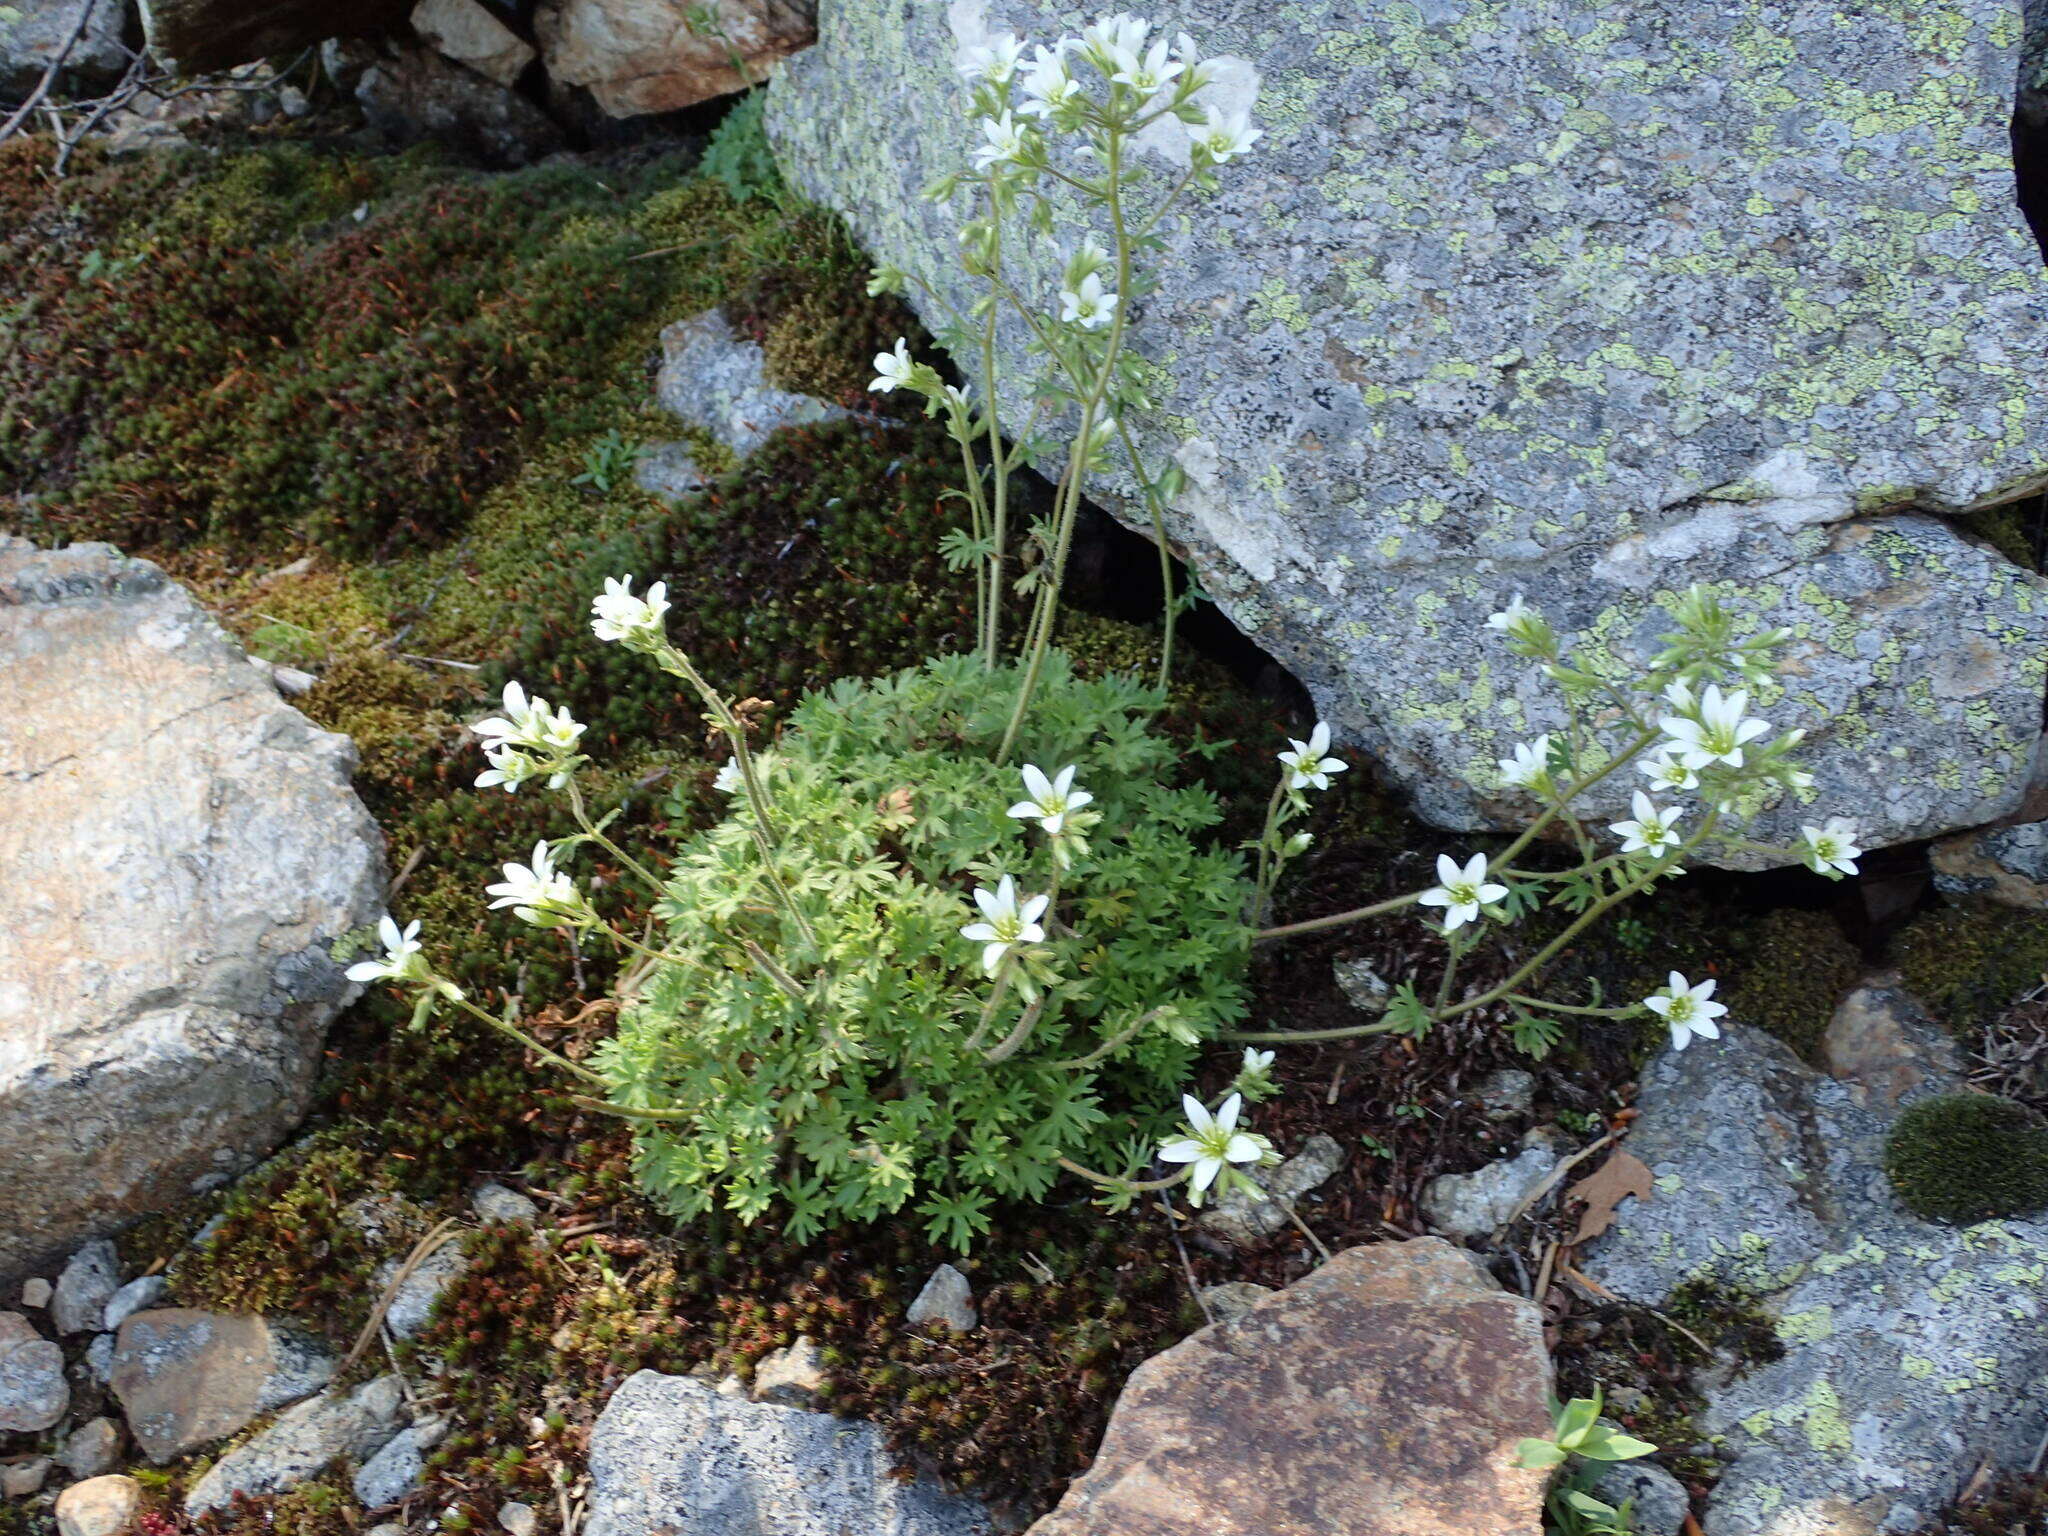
[1721,907,1862,1060]
[1891,905,2048,1038]
[1884,1092,2048,1224]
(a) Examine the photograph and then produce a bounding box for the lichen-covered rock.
[0,0,129,94]
[1026,1239,1550,1536]
[768,1,2048,864]
[1931,819,2048,910]
[353,1421,434,1508]
[109,1309,335,1463]
[0,1311,69,1434]
[0,541,385,1280]
[1420,1144,1559,1241]
[1586,1023,2048,1535]
[584,1370,994,1536]
[186,1375,407,1517]
[537,0,816,117]
[50,1241,120,1336]
[654,309,852,458]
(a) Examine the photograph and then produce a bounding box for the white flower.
[869,337,917,394]
[1060,271,1118,329]
[1018,42,1080,116]
[959,874,1049,975]
[1008,763,1094,835]
[1188,105,1260,163]
[1485,593,1538,636]
[347,916,423,984]
[1638,749,1699,793]
[1644,971,1727,1051]
[475,743,546,794]
[1277,722,1347,792]
[475,681,584,756]
[956,29,1024,82]
[1609,791,1684,856]
[1798,817,1862,877]
[485,841,584,928]
[1079,12,1151,71]
[589,574,670,649]
[972,110,1031,170]
[1659,684,1769,771]
[713,758,744,794]
[1418,852,1508,933]
[1109,35,1182,95]
[1241,1046,1275,1075]
[1158,1092,1264,1197]
[1497,734,1553,792]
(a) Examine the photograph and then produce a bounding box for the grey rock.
[353,1424,431,1508]
[410,0,534,87]
[83,1333,113,1386]
[1932,820,2048,910]
[584,1370,994,1536]
[0,540,385,1280]
[186,1374,407,1517]
[633,441,709,504]
[375,1241,469,1340]
[748,1336,827,1407]
[101,1276,167,1335]
[0,0,129,95]
[2,1457,50,1498]
[499,1501,538,1536]
[110,1309,335,1463]
[367,1525,408,1536]
[767,2,2048,866]
[1589,1462,1690,1536]
[654,311,851,459]
[1195,1280,1272,1324]
[18,1278,50,1310]
[1818,982,1959,1110]
[1199,1133,1346,1249]
[537,0,816,118]
[59,1417,123,1480]
[905,1264,977,1334]
[1331,957,1389,1014]
[0,1311,69,1433]
[1421,1145,1559,1241]
[470,1182,539,1224]
[52,1242,119,1336]
[1587,1023,2048,1535]
[1474,1068,1537,1122]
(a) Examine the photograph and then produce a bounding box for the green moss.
[1955,500,2044,573]
[1892,905,2048,1036]
[1723,907,1863,1059]
[1884,1092,2048,1223]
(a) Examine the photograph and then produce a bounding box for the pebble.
[55,1475,141,1536]
[500,1499,539,1536]
[1420,1144,1560,1240]
[1588,1460,1691,1536]
[904,1264,977,1333]
[1197,1281,1274,1324]
[18,1279,50,1310]
[60,1417,123,1480]
[2,1457,50,1498]
[1332,956,1391,1012]
[1472,1068,1537,1122]
[51,1242,120,1336]
[100,1276,165,1335]
[471,1182,539,1224]
[0,1311,70,1432]
[748,1336,827,1406]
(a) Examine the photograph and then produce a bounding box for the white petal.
[1158,1138,1204,1163]
[1214,1093,1242,1133]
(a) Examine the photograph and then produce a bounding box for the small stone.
[52,1242,121,1336]
[1420,1145,1560,1240]
[111,1309,335,1462]
[1332,957,1390,1013]
[749,1337,828,1407]
[904,1264,977,1333]
[1819,980,1960,1108]
[2,1457,50,1498]
[276,83,310,117]
[1196,1281,1274,1324]
[1473,1068,1537,1122]
[375,1241,469,1339]
[84,1334,114,1386]
[1588,1461,1690,1536]
[652,311,852,459]
[55,1475,141,1536]
[0,1312,70,1432]
[471,1182,539,1224]
[633,442,707,504]
[500,1500,539,1536]
[60,1417,123,1480]
[1199,1134,1347,1249]
[100,1276,166,1334]
[353,1424,430,1508]
[19,1279,50,1310]
[185,1375,406,1516]
[367,1526,408,1536]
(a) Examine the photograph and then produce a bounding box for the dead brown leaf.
[877,786,916,824]
[1566,1148,1653,1245]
